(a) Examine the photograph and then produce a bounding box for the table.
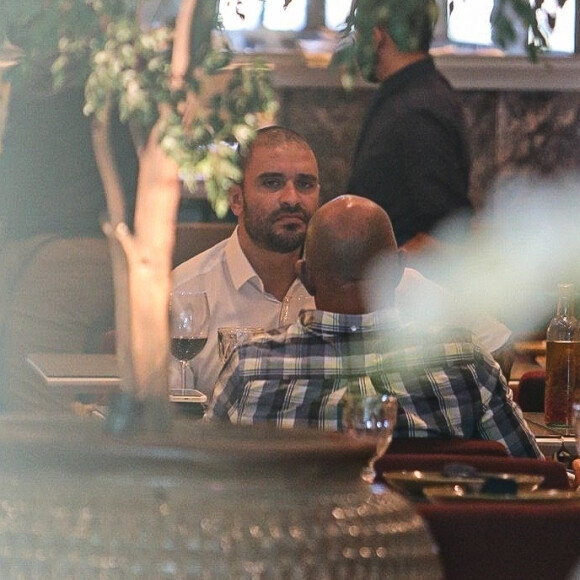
[26,352,120,393]
[524,411,577,458]
[417,501,580,580]
[25,353,207,412]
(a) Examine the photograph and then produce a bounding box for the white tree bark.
[90,0,199,432]
[92,106,180,431]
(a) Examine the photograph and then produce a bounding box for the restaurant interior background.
[209,0,580,205]
[2,0,580,215]
[0,4,580,577]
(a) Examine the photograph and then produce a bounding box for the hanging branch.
[91,98,127,229]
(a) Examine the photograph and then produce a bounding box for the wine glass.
[169,291,209,402]
[341,393,398,483]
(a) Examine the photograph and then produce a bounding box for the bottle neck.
[548,284,580,342]
[557,294,574,318]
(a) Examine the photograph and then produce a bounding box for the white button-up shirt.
[172,228,312,395]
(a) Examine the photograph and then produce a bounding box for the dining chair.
[515,369,546,412]
[417,501,580,580]
[172,222,235,268]
[375,453,570,490]
[388,437,508,457]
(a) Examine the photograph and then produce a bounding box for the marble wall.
[278,87,372,204]
[278,86,580,212]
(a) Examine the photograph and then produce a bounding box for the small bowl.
[383,470,485,498]
[479,472,544,493]
[383,470,545,498]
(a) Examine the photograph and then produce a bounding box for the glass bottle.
[544,283,580,428]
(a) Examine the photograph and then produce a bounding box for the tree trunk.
[92,106,181,432]
[89,0,207,433]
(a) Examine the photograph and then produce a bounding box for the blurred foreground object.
[0,415,442,578]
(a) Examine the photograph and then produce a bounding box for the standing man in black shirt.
[347,0,473,263]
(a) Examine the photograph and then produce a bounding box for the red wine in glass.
[169,291,210,402]
[171,337,208,361]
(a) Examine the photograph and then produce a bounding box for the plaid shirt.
[207,309,542,458]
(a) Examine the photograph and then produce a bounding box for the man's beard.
[243,203,310,254]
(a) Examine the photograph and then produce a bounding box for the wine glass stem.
[180,360,189,392]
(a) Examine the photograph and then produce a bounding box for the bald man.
[206,196,541,459]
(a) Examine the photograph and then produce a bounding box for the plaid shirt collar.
[235,308,406,381]
[298,308,401,336]
[236,309,479,381]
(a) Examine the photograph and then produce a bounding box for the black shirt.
[348,57,472,246]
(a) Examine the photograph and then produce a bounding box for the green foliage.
[1,0,100,86]
[188,0,220,70]
[351,0,439,52]
[162,60,278,216]
[333,0,548,86]
[1,0,284,218]
[1,0,46,44]
[490,0,546,59]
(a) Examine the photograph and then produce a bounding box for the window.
[446,0,576,54]
[219,0,577,56]
[446,0,495,46]
[219,0,352,32]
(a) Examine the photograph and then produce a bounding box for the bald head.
[300,195,401,313]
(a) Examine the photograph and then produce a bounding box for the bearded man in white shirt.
[172,126,320,396]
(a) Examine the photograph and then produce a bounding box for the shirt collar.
[224,227,265,292]
[299,308,401,336]
[224,227,310,301]
[375,55,437,100]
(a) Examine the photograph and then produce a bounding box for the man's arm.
[205,353,243,421]
[474,345,543,458]
[400,231,456,281]
[490,339,516,383]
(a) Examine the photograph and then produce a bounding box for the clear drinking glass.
[341,393,398,483]
[217,327,265,362]
[278,288,312,326]
[169,291,209,401]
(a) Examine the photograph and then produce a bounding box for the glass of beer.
[217,327,265,362]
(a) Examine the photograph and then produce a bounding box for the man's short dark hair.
[235,126,313,182]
